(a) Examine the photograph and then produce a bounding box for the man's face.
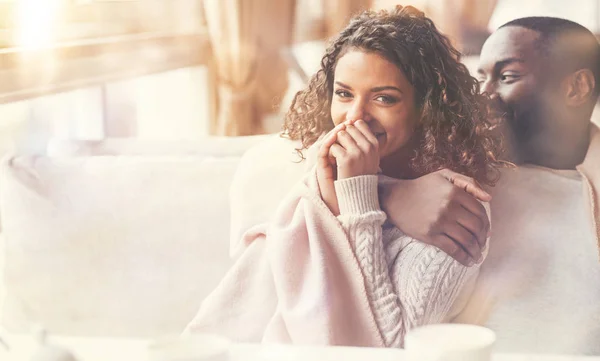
[477,26,562,157]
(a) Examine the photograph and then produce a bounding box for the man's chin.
[491,117,522,164]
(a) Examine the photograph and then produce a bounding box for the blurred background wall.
[0,0,598,154]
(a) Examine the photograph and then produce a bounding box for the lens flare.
[15,0,63,49]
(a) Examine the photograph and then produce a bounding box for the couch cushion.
[0,154,240,337]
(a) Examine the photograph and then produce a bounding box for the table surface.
[3,335,600,361]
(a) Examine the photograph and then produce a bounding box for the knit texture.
[335,175,482,348]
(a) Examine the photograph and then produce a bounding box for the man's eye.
[500,73,520,82]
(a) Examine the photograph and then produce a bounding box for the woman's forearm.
[335,175,480,348]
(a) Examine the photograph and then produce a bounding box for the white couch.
[0,135,273,338]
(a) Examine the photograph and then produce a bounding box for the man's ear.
[565,69,596,106]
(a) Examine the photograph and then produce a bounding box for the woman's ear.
[565,69,595,107]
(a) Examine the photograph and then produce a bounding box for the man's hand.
[380,169,492,266]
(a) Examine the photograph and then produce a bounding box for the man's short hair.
[501,17,600,96]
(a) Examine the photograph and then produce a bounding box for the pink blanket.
[185,164,385,346]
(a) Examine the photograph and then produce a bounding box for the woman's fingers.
[344,123,373,154]
[319,124,345,154]
[329,143,346,159]
[336,129,359,151]
[353,119,379,148]
[331,119,381,179]
[318,124,346,165]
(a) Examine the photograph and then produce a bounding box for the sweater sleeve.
[334,175,482,348]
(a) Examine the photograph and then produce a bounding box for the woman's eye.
[335,90,352,98]
[375,95,398,104]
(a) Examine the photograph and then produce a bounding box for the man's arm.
[380,169,491,266]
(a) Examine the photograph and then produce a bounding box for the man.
[446,17,600,354]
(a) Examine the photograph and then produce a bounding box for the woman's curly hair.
[282,5,503,186]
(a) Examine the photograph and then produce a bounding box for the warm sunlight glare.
[15,0,63,49]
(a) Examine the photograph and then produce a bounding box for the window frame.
[0,0,209,103]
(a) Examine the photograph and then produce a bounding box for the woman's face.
[330,49,419,158]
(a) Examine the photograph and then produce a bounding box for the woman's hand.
[317,123,346,216]
[317,119,380,215]
[329,119,380,180]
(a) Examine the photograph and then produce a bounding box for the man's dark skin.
[477,25,595,170]
[379,168,492,267]
[383,22,598,267]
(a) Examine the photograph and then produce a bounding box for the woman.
[187,5,502,347]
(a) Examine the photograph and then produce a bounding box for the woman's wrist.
[334,175,381,215]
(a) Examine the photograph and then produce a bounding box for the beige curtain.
[203,0,296,136]
[426,0,497,51]
[323,0,373,39]
[293,0,372,42]
[372,1,497,52]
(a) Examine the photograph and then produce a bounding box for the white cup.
[404,324,496,361]
[147,334,231,361]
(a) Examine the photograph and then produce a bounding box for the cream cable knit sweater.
[334,175,485,347]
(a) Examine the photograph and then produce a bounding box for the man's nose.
[480,80,498,99]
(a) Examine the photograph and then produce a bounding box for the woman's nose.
[345,100,368,122]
